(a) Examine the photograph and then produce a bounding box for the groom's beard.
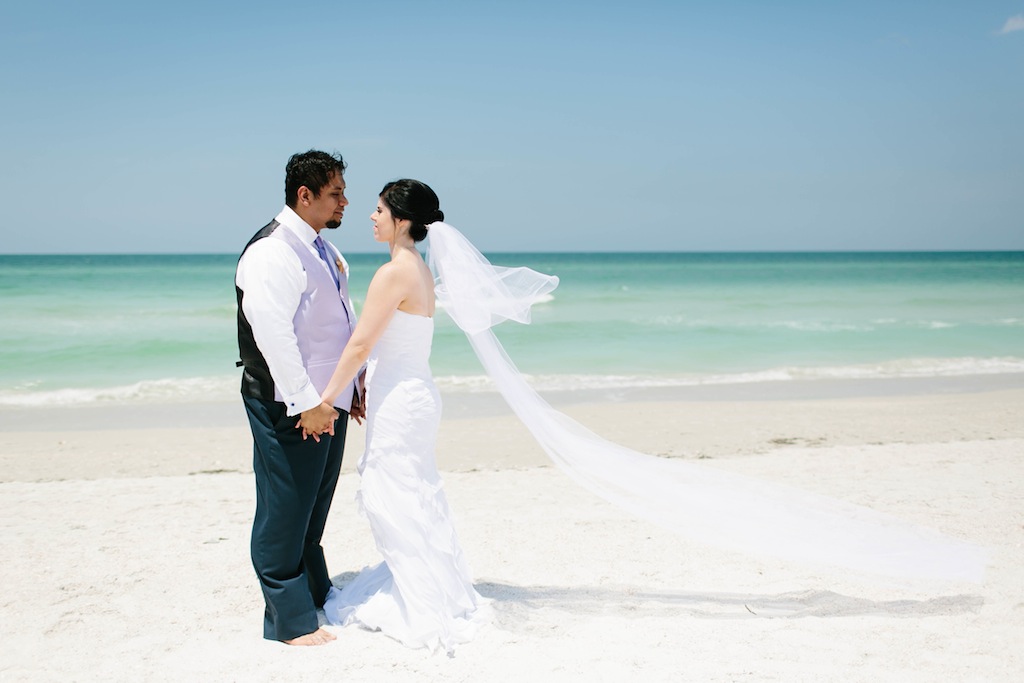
[324,219,341,230]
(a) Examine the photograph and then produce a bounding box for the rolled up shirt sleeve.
[236,239,323,416]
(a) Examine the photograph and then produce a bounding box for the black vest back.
[235,220,279,400]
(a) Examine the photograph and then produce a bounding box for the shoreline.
[3,371,1022,432]
[3,378,1023,483]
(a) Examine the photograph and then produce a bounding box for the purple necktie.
[313,236,340,290]
[314,235,351,323]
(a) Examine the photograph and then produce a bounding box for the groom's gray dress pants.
[243,394,347,641]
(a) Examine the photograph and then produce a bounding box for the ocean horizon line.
[3,249,1024,258]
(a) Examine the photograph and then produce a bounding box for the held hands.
[349,391,366,426]
[349,368,368,426]
[297,403,339,442]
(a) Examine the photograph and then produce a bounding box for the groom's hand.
[297,403,339,442]
[349,391,366,425]
[351,369,367,425]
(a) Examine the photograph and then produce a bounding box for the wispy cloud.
[997,14,1024,34]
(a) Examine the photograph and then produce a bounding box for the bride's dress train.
[324,310,487,653]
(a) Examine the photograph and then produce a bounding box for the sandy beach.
[2,380,1023,682]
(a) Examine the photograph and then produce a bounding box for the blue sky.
[1,1,1022,253]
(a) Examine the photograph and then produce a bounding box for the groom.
[235,150,362,645]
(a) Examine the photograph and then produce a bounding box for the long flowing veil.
[427,222,988,582]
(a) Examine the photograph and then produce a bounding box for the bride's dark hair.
[379,179,444,242]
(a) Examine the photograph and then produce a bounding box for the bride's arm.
[297,262,410,438]
[319,263,406,407]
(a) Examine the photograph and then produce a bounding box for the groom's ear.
[297,186,311,205]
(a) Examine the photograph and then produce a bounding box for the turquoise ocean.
[1,252,1023,407]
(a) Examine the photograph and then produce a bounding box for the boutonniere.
[335,258,345,275]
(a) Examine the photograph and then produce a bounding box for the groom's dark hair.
[285,150,347,208]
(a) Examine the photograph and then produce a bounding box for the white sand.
[2,386,1023,681]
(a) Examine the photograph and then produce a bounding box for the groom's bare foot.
[284,628,337,646]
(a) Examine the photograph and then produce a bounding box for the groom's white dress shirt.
[236,206,354,415]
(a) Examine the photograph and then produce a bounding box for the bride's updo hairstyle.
[379,179,444,243]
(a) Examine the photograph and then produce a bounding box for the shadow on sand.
[330,570,982,620]
[473,581,984,620]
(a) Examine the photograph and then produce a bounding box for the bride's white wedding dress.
[324,309,487,653]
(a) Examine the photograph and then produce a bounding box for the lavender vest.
[236,221,356,410]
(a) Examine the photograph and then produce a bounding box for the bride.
[301,179,487,654]
[303,178,988,655]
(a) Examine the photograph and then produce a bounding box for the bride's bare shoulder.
[369,253,422,289]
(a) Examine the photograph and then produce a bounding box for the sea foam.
[3,356,1022,407]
